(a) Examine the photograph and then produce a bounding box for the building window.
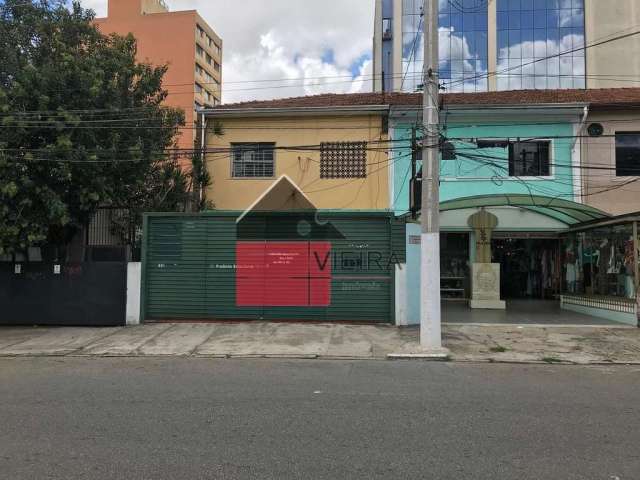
[320,141,367,179]
[382,18,393,39]
[206,53,213,65]
[204,90,217,105]
[437,0,489,93]
[615,133,640,176]
[400,0,489,92]
[196,44,204,57]
[208,38,221,55]
[199,69,218,86]
[508,141,551,177]
[195,64,204,76]
[195,82,203,94]
[197,25,205,38]
[214,61,221,72]
[496,0,585,90]
[232,143,275,178]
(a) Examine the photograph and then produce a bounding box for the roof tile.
[214,88,640,110]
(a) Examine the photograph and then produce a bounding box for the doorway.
[492,238,560,300]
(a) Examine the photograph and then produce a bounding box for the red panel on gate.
[236,242,332,307]
[309,242,332,306]
[264,242,309,307]
[236,242,266,307]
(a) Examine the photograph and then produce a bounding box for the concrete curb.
[387,353,451,361]
[443,323,637,329]
[3,351,640,365]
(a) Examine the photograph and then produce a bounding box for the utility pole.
[420,0,444,351]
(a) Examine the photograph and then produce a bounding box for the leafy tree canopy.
[0,0,194,255]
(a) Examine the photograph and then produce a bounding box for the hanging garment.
[607,245,616,274]
[566,262,577,283]
[626,275,636,299]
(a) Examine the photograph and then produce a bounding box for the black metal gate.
[0,261,127,326]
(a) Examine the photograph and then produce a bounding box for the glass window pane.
[615,133,640,176]
[435,0,488,92]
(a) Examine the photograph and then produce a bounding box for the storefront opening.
[492,238,560,300]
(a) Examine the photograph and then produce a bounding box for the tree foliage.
[0,0,201,255]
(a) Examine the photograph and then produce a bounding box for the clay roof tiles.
[213,88,640,110]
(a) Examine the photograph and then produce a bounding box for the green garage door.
[142,212,405,324]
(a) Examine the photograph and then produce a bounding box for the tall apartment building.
[373,0,640,93]
[95,0,222,155]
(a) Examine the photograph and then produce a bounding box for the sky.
[79,0,375,103]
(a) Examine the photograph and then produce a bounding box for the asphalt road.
[1,358,639,480]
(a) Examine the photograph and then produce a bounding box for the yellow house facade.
[202,98,391,211]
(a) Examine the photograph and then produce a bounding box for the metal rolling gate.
[142,211,406,323]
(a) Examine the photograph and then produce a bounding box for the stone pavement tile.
[0,327,53,350]
[568,328,640,363]
[374,327,421,357]
[324,324,375,358]
[444,325,640,364]
[195,322,333,357]
[138,324,218,356]
[0,327,120,356]
[256,323,332,356]
[80,324,172,356]
[193,323,270,356]
[326,324,414,358]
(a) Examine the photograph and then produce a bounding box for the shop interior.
[492,238,561,300]
[440,233,470,301]
[440,233,563,301]
[441,227,638,302]
[562,225,636,299]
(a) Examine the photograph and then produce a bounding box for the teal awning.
[440,194,611,227]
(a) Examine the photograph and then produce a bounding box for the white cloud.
[80,0,374,103]
[497,34,586,90]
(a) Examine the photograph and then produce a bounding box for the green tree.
[0,0,201,256]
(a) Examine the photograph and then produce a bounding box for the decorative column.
[468,209,506,310]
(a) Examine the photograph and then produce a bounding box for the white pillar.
[126,262,142,326]
[420,233,442,348]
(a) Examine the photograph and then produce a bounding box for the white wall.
[585,0,640,89]
[395,263,408,326]
[126,262,141,326]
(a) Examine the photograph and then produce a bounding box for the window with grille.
[508,141,551,177]
[232,143,275,178]
[320,141,367,179]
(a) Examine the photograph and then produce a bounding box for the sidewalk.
[1,322,639,364]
